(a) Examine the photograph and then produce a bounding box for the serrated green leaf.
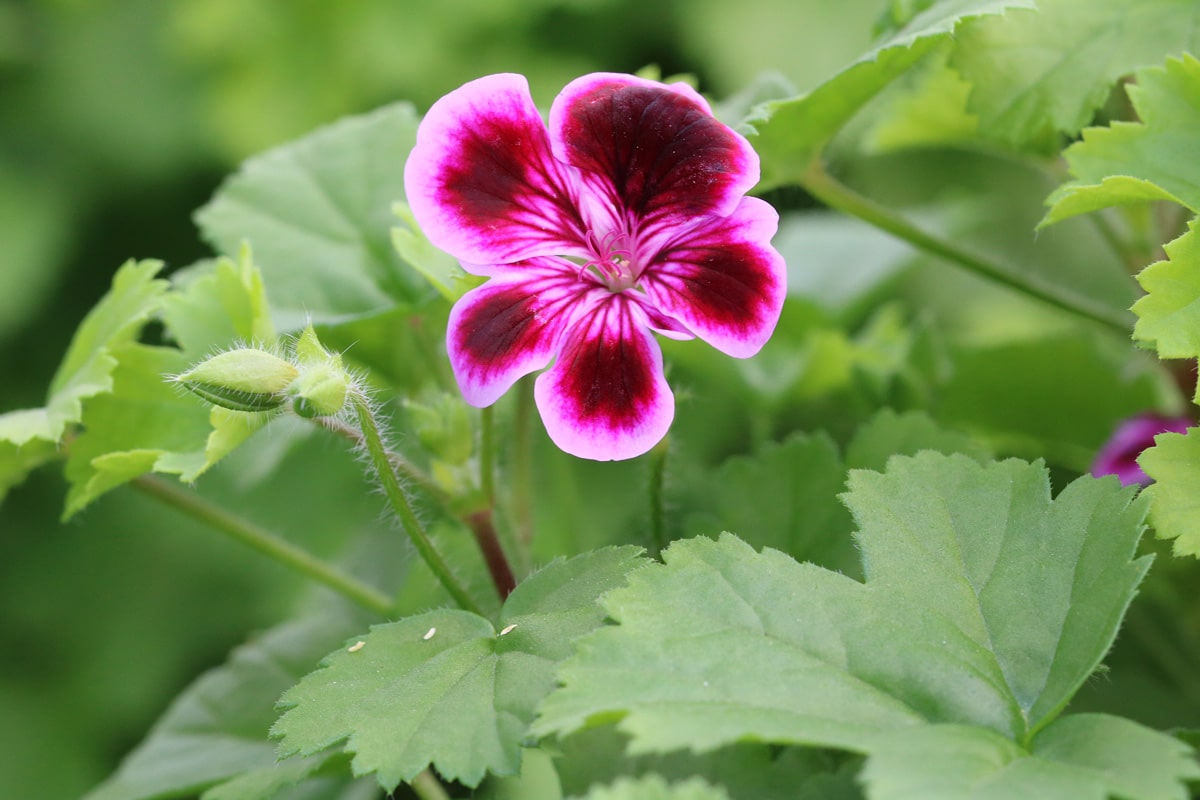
[62,252,282,515]
[684,432,858,574]
[476,749,564,800]
[0,438,57,504]
[863,715,1199,800]
[844,408,988,472]
[161,245,276,352]
[1140,426,1200,557]
[62,344,269,517]
[1132,222,1200,367]
[0,259,167,448]
[1045,54,1200,224]
[576,776,731,800]
[747,0,1034,189]
[951,0,1200,148]
[272,547,646,790]
[846,456,1149,731]
[83,613,364,800]
[534,455,1183,799]
[196,104,429,328]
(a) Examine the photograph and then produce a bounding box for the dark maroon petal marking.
[447,262,584,407]
[551,74,758,229]
[405,74,589,265]
[535,294,673,460]
[644,197,785,358]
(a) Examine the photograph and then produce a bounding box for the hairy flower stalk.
[405,72,786,460]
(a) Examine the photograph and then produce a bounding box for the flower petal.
[549,73,760,233]
[535,295,673,461]
[447,260,584,407]
[642,196,786,358]
[405,73,588,265]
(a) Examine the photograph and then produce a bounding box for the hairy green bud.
[175,348,298,413]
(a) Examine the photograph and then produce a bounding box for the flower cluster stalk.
[131,474,395,617]
[801,161,1134,337]
[350,389,485,615]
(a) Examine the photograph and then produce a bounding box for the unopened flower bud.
[291,360,350,418]
[175,348,298,413]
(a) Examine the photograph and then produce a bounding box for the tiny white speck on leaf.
[347,640,366,653]
[423,627,437,641]
[500,623,518,636]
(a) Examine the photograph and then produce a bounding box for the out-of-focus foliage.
[0,4,886,799]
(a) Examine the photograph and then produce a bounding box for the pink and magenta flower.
[404,73,786,460]
[1091,413,1192,486]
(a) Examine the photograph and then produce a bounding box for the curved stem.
[131,474,395,617]
[802,161,1134,337]
[512,376,536,558]
[480,405,496,508]
[410,769,453,800]
[647,434,670,559]
[351,390,485,616]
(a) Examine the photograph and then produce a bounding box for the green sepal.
[174,349,299,413]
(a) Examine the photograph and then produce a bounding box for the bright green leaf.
[534,455,1179,798]
[0,439,57,504]
[747,0,1034,189]
[0,259,167,448]
[83,613,364,800]
[1140,426,1200,557]
[195,103,430,328]
[951,0,1200,148]
[390,202,482,303]
[863,715,1198,800]
[1132,222,1200,367]
[161,245,276,353]
[476,749,564,800]
[575,776,732,800]
[845,456,1149,731]
[61,344,268,517]
[272,547,646,790]
[1044,54,1200,224]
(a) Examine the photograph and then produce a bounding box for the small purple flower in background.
[404,73,786,460]
[1091,413,1192,485]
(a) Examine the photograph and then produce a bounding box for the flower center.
[582,230,640,292]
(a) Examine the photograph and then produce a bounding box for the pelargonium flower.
[404,72,786,460]
[1091,413,1192,486]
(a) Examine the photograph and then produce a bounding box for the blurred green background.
[0,2,884,797]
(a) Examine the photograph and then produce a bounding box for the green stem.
[410,769,453,800]
[480,405,496,508]
[647,434,670,559]
[512,376,536,557]
[351,390,485,615]
[802,161,1134,337]
[316,415,440,500]
[131,474,395,617]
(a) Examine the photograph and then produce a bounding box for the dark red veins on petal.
[439,111,586,256]
[557,298,656,430]
[558,82,752,224]
[655,239,775,333]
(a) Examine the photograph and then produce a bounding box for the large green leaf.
[1139,426,1200,557]
[746,0,1034,189]
[1132,222,1200,369]
[0,259,167,448]
[272,547,646,790]
[62,253,282,516]
[534,455,1196,799]
[950,0,1200,148]
[1044,54,1200,224]
[83,613,365,800]
[195,103,429,328]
